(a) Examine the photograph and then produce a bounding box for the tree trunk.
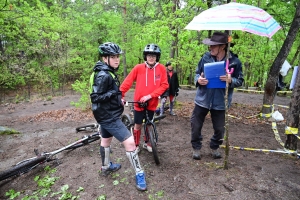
[291,45,300,66]
[122,0,128,77]
[284,61,300,150]
[261,3,300,116]
[169,0,178,59]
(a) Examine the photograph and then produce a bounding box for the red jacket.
[120,62,169,111]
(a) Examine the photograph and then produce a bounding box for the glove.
[175,92,178,97]
[140,94,151,103]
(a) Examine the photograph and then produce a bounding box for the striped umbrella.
[185,2,281,38]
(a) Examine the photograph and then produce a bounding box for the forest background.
[0,0,299,108]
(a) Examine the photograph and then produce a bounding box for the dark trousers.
[191,104,225,150]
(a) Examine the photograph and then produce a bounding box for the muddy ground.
[0,89,299,200]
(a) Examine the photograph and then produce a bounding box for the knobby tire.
[121,114,133,130]
[65,135,100,150]
[75,124,98,132]
[0,156,47,181]
[147,125,160,165]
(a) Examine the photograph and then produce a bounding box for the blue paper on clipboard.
[204,61,226,88]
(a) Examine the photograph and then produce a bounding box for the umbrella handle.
[226,59,234,74]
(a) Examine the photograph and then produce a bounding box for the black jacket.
[162,69,179,97]
[90,61,123,123]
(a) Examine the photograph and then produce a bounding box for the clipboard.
[204,61,226,88]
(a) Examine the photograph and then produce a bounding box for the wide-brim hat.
[202,32,228,45]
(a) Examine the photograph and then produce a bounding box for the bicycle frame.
[0,132,101,181]
[125,101,160,165]
[126,101,166,124]
[143,110,158,142]
[40,132,101,161]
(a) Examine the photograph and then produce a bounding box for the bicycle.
[0,130,101,182]
[75,123,100,133]
[121,101,165,165]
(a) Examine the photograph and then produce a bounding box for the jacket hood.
[93,61,114,73]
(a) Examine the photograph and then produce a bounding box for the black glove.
[175,92,178,96]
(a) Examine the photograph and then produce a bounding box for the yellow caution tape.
[220,145,299,158]
[228,114,241,119]
[260,104,274,118]
[285,126,298,135]
[272,122,285,147]
[245,113,260,119]
[284,126,300,140]
[275,104,289,109]
[234,89,292,95]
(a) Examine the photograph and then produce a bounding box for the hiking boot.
[142,142,152,152]
[211,149,222,159]
[169,111,176,116]
[135,171,147,191]
[192,149,201,160]
[101,162,121,176]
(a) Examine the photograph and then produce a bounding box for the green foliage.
[5,189,20,200]
[1,0,299,99]
[0,127,21,135]
[5,166,60,199]
[51,184,80,200]
[148,190,165,200]
[35,175,60,189]
[96,195,107,200]
[71,79,91,110]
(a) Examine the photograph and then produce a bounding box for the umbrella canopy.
[185,2,281,38]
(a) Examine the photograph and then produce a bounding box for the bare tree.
[261,3,300,116]
[284,61,300,150]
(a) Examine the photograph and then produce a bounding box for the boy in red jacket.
[120,44,169,152]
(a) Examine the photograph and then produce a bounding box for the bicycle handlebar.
[125,101,148,108]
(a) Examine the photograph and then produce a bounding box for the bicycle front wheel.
[147,125,160,165]
[65,134,101,150]
[0,156,46,181]
[75,123,99,132]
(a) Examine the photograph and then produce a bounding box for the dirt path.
[0,90,299,200]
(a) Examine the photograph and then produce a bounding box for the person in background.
[159,61,180,116]
[191,32,244,160]
[120,44,169,153]
[90,42,147,191]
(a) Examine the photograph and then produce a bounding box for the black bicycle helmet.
[143,44,161,62]
[166,61,171,67]
[99,42,123,56]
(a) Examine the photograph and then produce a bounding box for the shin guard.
[133,129,141,146]
[126,149,142,173]
[100,146,111,167]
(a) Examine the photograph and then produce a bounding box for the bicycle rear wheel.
[147,125,160,165]
[121,114,133,130]
[0,156,46,181]
[75,123,99,132]
[65,134,101,150]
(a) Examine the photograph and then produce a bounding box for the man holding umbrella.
[190,31,244,160]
